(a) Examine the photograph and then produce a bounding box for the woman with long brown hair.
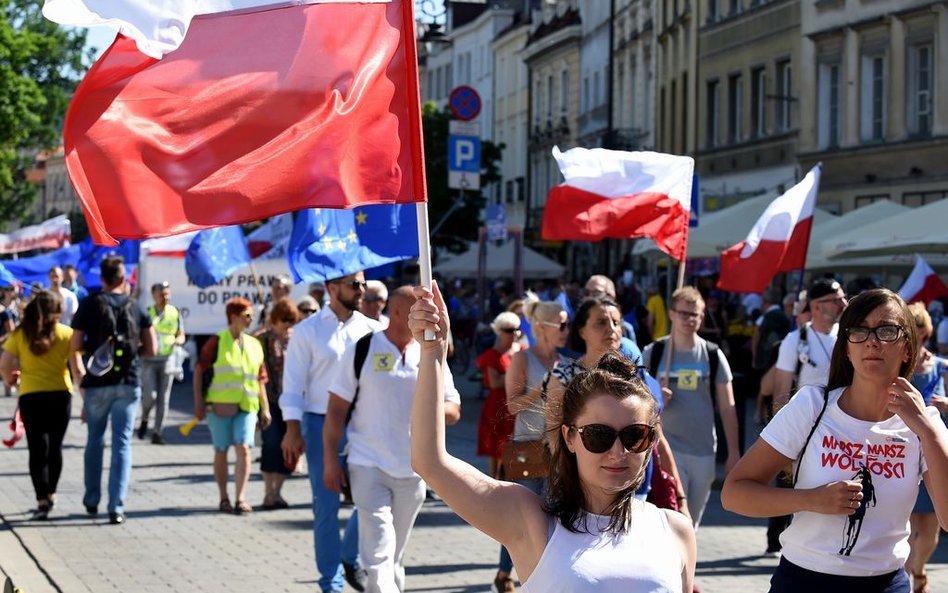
[723,288,948,593]
[0,290,74,520]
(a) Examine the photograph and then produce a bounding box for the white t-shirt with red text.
[761,385,934,576]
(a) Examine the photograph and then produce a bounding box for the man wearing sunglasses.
[323,286,461,593]
[642,286,740,528]
[280,271,381,593]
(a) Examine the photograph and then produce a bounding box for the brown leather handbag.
[501,439,551,480]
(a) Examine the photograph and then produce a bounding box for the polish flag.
[717,164,821,293]
[541,147,694,261]
[43,0,426,246]
[898,256,948,305]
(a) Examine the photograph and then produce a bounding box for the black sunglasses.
[570,423,656,454]
[333,280,367,291]
[500,327,521,334]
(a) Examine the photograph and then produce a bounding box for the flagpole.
[661,224,689,391]
[416,202,435,341]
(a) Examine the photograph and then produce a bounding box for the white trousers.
[672,451,716,529]
[348,464,426,593]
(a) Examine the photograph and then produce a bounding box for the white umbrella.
[825,199,948,258]
[435,240,565,279]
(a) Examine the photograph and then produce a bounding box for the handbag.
[646,446,679,511]
[500,439,551,480]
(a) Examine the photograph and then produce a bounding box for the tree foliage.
[0,0,92,229]
[421,101,503,256]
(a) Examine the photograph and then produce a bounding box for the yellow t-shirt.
[3,323,74,395]
[646,294,669,338]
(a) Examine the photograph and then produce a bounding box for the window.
[908,44,933,136]
[860,54,886,142]
[534,81,541,127]
[854,194,890,209]
[617,65,625,125]
[775,59,792,131]
[818,63,840,148]
[902,190,947,207]
[445,64,452,95]
[629,63,638,127]
[728,73,743,143]
[751,67,766,138]
[730,0,742,16]
[594,71,601,107]
[670,79,677,152]
[560,70,569,114]
[547,74,554,120]
[706,79,720,148]
[707,0,719,23]
[583,77,590,112]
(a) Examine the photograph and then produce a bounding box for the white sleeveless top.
[521,501,683,593]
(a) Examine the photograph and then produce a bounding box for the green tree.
[0,0,92,229]
[421,101,503,256]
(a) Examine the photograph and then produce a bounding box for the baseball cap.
[808,279,842,302]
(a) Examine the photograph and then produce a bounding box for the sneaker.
[491,576,515,593]
[108,512,125,525]
[84,505,98,517]
[31,505,50,521]
[136,421,148,440]
[342,562,367,592]
[151,432,166,445]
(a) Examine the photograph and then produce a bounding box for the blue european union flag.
[288,205,418,283]
[0,261,15,288]
[77,237,141,289]
[185,226,252,289]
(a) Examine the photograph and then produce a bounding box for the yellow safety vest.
[148,304,180,357]
[206,329,264,414]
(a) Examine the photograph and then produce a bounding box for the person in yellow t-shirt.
[0,290,74,520]
[646,286,669,340]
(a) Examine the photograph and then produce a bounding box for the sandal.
[219,498,233,513]
[913,572,930,593]
[234,500,253,515]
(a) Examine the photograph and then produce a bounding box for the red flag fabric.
[898,256,948,305]
[717,165,821,293]
[59,1,425,245]
[541,147,694,261]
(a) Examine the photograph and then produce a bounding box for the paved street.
[2,374,948,593]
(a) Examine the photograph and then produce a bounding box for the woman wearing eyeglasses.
[476,312,524,480]
[409,283,696,593]
[488,296,569,592]
[258,297,301,510]
[723,289,948,593]
[193,297,272,514]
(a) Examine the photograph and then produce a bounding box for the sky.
[83,25,117,62]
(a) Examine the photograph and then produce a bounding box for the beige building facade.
[798,0,948,213]
[522,1,581,237]
[656,0,699,155]
[492,16,531,228]
[612,0,658,151]
[696,0,802,211]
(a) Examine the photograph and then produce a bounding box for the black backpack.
[345,332,374,424]
[87,293,140,380]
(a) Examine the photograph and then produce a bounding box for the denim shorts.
[207,410,256,451]
[769,557,909,593]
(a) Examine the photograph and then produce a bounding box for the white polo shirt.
[329,331,461,478]
[280,306,380,419]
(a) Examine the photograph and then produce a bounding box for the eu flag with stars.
[185,226,252,289]
[288,205,418,283]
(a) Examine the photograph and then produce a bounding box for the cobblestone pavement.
[1,375,947,592]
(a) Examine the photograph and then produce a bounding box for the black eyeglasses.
[541,320,570,331]
[500,327,521,334]
[673,309,702,320]
[334,280,367,291]
[846,325,903,344]
[570,423,656,454]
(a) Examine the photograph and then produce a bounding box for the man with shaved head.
[323,286,461,592]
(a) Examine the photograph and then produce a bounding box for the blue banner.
[288,205,418,283]
[185,226,252,289]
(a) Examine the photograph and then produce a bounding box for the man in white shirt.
[773,279,847,409]
[323,286,461,593]
[281,271,381,593]
[48,266,78,325]
[766,278,846,556]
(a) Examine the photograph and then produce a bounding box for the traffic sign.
[448,135,481,172]
[448,86,482,121]
[449,120,481,136]
[448,171,480,190]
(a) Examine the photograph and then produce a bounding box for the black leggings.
[18,391,72,501]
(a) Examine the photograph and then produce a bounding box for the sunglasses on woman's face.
[570,423,656,454]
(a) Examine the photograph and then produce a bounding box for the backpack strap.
[792,387,830,487]
[794,323,809,383]
[705,341,720,389]
[647,337,667,380]
[345,332,374,425]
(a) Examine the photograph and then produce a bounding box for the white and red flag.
[541,146,694,261]
[898,256,948,305]
[43,0,426,246]
[717,164,821,293]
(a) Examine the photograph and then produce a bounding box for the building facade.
[798,0,948,213]
[611,0,658,152]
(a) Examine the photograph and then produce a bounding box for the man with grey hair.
[360,280,389,329]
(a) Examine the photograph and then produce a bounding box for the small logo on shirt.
[886,435,909,444]
[373,352,395,372]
